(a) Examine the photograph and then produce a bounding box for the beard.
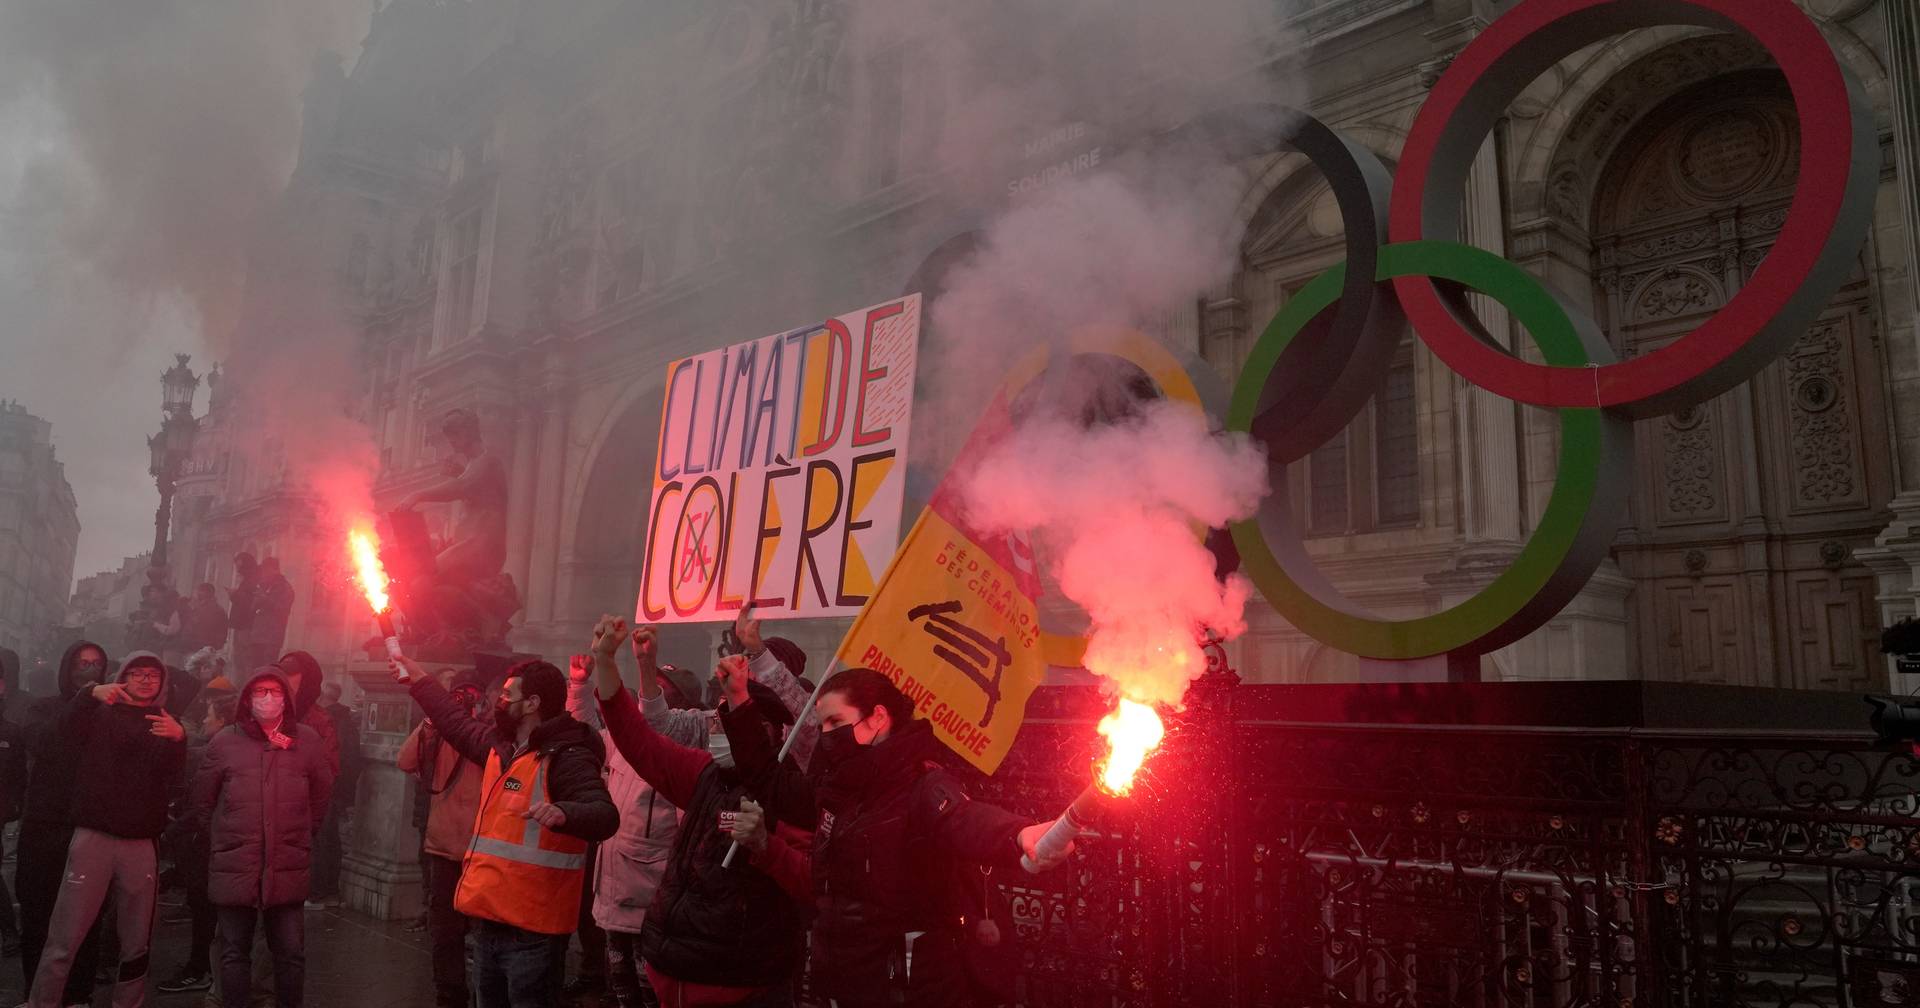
[493,707,519,737]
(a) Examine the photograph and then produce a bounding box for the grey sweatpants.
[28,826,158,1008]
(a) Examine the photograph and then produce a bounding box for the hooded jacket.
[277,651,341,778]
[67,650,188,838]
[194,667,334,908]
[20,640,107,829]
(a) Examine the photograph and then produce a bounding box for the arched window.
[1239,169,1419,537]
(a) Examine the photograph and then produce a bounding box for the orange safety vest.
[454,746,589,934]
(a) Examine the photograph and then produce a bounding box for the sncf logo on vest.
[501,777,524,792]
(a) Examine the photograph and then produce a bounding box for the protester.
[698,606,817,771]
[174,647,227,725]
[242,560,294,672]
[190,667,333,1008]
[16,640,110,1004]
[396,673,486,1008]
[130,583,181,658]
[28,651,188,1008]
[227,554,259,668]
[308,682,361,909]
[391,653,617,1008]
[582,617,813,1008]
[728,610,817,768]
[276,651,340,778]
[721,666,1080,1008]
[199,649,234,691]
[0,660,27,957]
[156,692,239,995]
[182,583,230,657]
[624,609,813,773]
[565,647,708,1008]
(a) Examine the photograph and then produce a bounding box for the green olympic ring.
[1227,240,1630,659]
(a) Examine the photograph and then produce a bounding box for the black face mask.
[493,701,519,737]
[814,716,871,774]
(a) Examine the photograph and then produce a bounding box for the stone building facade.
[0,401,80,675]
[170,0,1920,691]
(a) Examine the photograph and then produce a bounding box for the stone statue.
[392,408,519,659]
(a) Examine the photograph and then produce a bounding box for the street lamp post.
[149,354,201,574]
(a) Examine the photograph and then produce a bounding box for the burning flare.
[1096,697,1165,795]
[1084,625,1190,795]
[348,527,393,630]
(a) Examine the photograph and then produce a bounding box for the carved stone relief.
[1587,62,1887,692]
[1660,403,1720,520]
[1783,316,1869,512]
[1630,268,1720,320]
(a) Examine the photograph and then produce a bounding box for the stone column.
[1425,127,1527,681]
[339,664,425,921]
[1885,0,1920,442]
[525,396,570,624]
[1860,0,1920,687]
[503,397,539,599]
[1456,127,1526,550]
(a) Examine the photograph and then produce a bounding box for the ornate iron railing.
[934,672,1918,1008]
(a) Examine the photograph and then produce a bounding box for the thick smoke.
[960,399,1266,708]
[0,0,367,574]
[0,1,365,342]
[892,0,1304,705]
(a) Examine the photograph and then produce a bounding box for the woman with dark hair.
[722,665,1078,1008]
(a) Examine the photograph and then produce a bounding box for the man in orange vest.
[392,654,617,1008]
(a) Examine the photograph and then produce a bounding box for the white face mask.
[705,710,733,768]
[251,692,286,722]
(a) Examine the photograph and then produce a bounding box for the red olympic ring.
[1391,0,1878,418]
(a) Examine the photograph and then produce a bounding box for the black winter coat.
[20,640,107,829]
[409,677,617,844]
[194,669,335,908]
[0,712,27,824]
[68,652,187,839]
[730,715,1029,1006]
[639,762,807,987]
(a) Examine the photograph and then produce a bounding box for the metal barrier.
[931,665,1915,1008]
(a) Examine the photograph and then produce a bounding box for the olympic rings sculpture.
[1203,0,1877,662]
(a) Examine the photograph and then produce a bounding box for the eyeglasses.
[125,669,164,682]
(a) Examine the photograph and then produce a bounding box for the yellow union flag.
[834,393,1046,774]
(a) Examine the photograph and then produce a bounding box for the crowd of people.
[0,601,1081,1008]
[123,554,294,673]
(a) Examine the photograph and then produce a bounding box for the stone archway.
[555,383,713,665]
[1585,69,1890,690]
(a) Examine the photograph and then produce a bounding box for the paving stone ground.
[0,849,602,1007]
[0,900,442,1007]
